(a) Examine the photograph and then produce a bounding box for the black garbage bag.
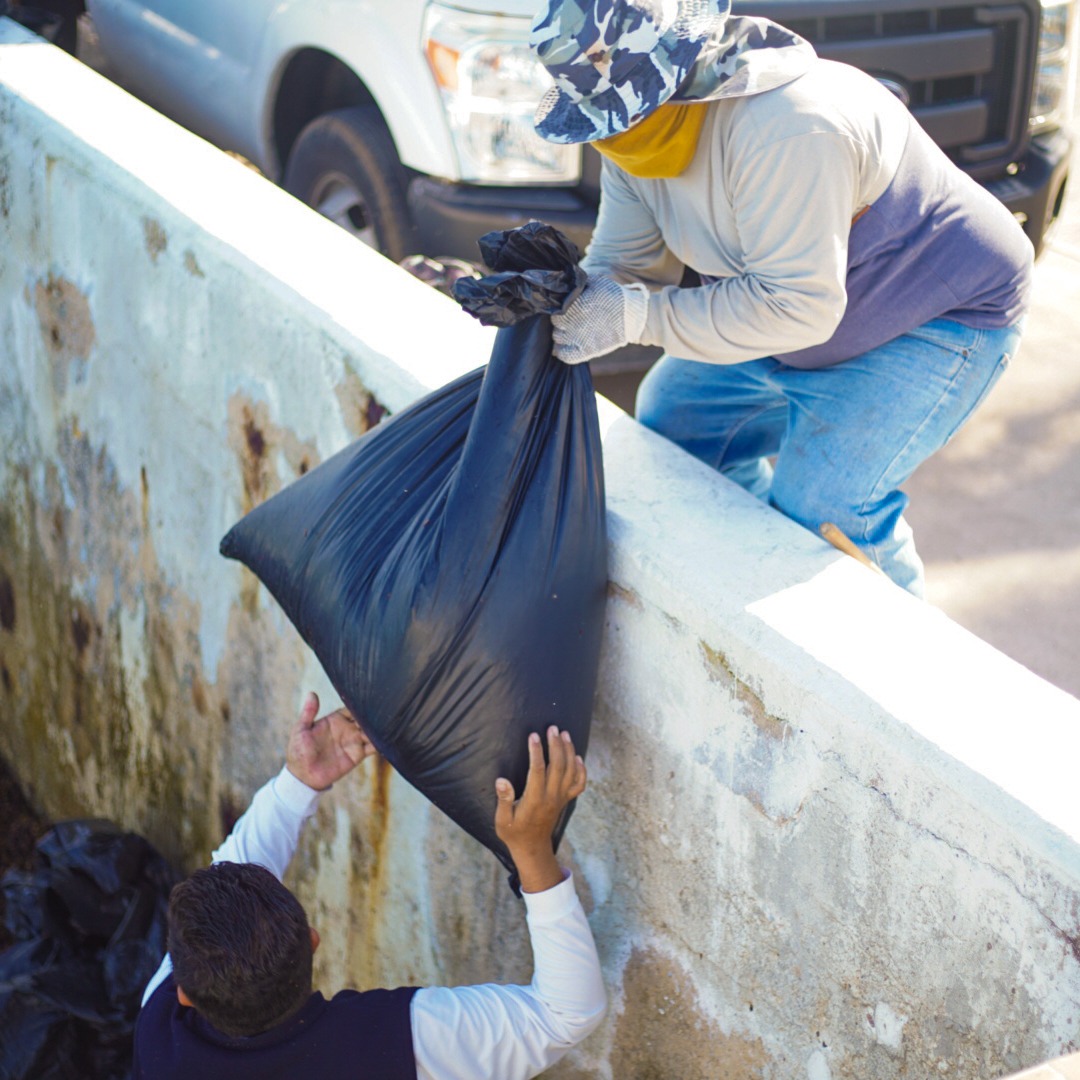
[0,820,175,1080]
[220,222,606,884]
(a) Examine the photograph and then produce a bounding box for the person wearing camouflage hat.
[530,0,1033,596]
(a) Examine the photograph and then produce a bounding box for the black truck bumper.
[408,177,598,265]
[981,129,1072,259]
[410,124,1071,268]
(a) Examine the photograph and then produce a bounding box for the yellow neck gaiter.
[591,103,708,179]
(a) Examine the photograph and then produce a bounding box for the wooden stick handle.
[819,522,886,576]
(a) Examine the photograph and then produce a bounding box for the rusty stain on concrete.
[700,641,789,740]
[607,580,645,612]
[0,412,314,876]
[0,566,15,631]
[334,367,387,440]
[142,217,168,263]
[611,946,770,1078]
[283,748,488,997]
[140,464,150,534]
[327,754,401,988]
[371,755,393,826]
[34,274,96,396]
[190,672,210,716]
[0,440,220,868]
[226,393,321,517]
[183,249,205,278]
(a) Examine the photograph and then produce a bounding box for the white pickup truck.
[52,0,1078,264]
[77,0,595,263]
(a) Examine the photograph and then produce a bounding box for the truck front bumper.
[411,124,1072,268]
[981,128,1072,259]
[408,177,598,265]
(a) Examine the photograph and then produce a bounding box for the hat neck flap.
[675,15,816,103]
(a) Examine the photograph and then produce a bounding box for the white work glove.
[551,275,650,365]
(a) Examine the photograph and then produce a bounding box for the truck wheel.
[283,106,415,262]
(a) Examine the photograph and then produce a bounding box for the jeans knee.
[634,363,676,434]
[768,479,832,536]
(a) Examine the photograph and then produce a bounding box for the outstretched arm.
[141,692,375,1007]
[211,691,376,876]
[410,727,606,1080]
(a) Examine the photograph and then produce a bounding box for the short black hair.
[168,862,313,1037]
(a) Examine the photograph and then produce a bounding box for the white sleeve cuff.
[272,764,322,817]
[622,282,650,343]
[521,870,579,924]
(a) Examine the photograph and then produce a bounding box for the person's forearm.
[640,271,845,363]
[211,765,320,880]
[524,874,606,1033]
[411,875,606,1080]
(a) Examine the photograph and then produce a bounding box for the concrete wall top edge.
[0,20,497,413]
[596,391,1080,863]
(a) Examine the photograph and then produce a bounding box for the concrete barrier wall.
[3,23,1080,1078]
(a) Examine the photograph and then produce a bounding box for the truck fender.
[250,3,459,181]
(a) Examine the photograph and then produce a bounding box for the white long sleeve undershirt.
[141,767,606,1080]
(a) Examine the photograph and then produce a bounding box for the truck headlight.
[1030,0,1078,134]
[422,1,581,185]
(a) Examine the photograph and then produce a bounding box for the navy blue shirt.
[775,119,1033,369]
[134,974,418,1080]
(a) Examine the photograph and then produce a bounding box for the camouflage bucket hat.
[530,0,732,145]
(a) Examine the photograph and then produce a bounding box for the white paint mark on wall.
[808,1047,832,1080]
[577,851,613,907]
[871,1001,908,1051]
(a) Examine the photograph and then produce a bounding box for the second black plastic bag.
[0,820,175,1080]
[220,223,606,883]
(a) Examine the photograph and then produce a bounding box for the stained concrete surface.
[596,141,1080,701]
[5,32,1080,1075]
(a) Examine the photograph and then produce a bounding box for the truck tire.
[283,105,415,262]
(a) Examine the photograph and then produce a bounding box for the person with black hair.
[133,692,606,1079]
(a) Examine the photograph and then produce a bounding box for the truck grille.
[733,0,1039,178]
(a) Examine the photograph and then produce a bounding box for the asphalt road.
[596,143,1080,700]
[904,166,1080,699]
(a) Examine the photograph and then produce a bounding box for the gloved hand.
[551,275,650,365]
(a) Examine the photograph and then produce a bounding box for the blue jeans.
[635,318,1023,596]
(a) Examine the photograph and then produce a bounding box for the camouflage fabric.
[530,0,732,145]
[675,15,816,102]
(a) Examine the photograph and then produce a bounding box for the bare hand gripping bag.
[219,223,606,886]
